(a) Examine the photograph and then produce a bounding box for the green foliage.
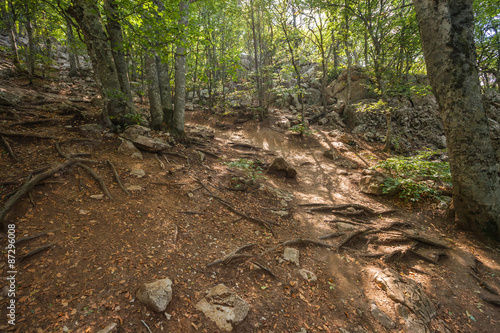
[289,123,313,136]
[224,158,265,180]
[372,149,451,202]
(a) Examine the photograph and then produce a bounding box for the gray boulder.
[196,284,249,331]
[117,140,143,159]
[0,89,20,106]
[136,278,173,313]
[130,135,170,153]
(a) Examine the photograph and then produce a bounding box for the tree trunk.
[104,0,132,102]
[26,14,35,83]
[66,18,79,77]
[6,1,20,70]
[413,0,500,241]
[68,0,134,128]
[172,0,189,136]
[145,55,163,129]
[156,56,173,128]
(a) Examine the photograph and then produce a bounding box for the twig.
[141,320,153,333]
[19,243,56,262]
[154,154,165,169]
[15,229,60,246]
[179,211,207,215]
[470,271,499,295]
[0,161,75,231]
[250,261,277,279]
[173,224,178,244]
[76,163,113,200]
[1,135,19,161]
[107,161,130,195]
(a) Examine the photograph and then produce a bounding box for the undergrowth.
[372,149,451,202]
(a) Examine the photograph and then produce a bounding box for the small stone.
[127,185,143,191]
[131,152,143,160]
[96,322,118,333]
[196,284,249,332]
[270,210,289,217]
[359,174,387,195]
[90,194,104,200]
[136,278,173,313]
[118,140,142,159]
[323,150,338,160]
[283,247,300,266]
[131,135,170,153]
[336,222,358,231]
[131,169,146,178]
[187,192,194,199]
[298,269,317,282]
[79,209,89,215]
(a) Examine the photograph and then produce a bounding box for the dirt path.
[0,73,500,333]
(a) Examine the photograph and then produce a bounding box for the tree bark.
[145,54,163,129]
[172,0,189,136]
[413,0,500,241]
[157,57,173,128]
[104,0,132,102]
[66,18,79,77]
[67,0,134,128]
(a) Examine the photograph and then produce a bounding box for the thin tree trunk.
[66,18,79,77]
[26,14,35,83]
[104,0,132,102]
[145,55,163,129]
[157,56,173,128]
[413,0,500,241]
[172,0,189,136]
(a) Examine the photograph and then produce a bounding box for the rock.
[131,152,143,159]
[185,102,194,111]
[0,89,20,106]
[304,88,321,105]
[123,124,151,137]
[283,247,300,266]
[336,222,358,231]
[130,135,170,153]
[359,174,387,195]
[323,150,338,160]
[298,269,317,282]
[136,278,173,313]
[270,210,289,217]
[127,185,143,191]
[96,322,118,333]
[79,124,103,136]
[370,301,395,329]
[90,194,104,200]
[267,156,297,179]
[196,284,249,332]
[186,124,215,139]
[131,169,145,178]
[375,268,436,324]
[277,119,291,129]
[117,140,143,159]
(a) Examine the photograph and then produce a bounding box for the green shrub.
[372,149,451,202]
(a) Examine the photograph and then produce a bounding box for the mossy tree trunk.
[413,0,500,241]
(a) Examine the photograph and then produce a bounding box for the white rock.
[136,278,173,313]
[131,169,146,178]
[298,269,317,282]
[283,247,300,266]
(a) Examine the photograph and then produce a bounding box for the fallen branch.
[20,243,56,262]
[15,229,60,246]
[0,161,75,231]
[107,161,130,195]
[76,163,113,200]
[207,244,256,267]
[1,135,18,161]
[173,224,179,244]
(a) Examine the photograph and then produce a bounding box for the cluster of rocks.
[133,278,249,332]
[117,124,172,159]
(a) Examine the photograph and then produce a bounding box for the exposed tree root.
[107,160,130,195]
[0,131,60,140]
[403,232,449,249]
[480,294,500,307]
[207,244,256,267]
[470,271,499,296]
[154,154,165,169]
[196,178,277,233]
[15,229,60,246]
[196,148,220,159]
[319,232,346,240]
[309,204,397,216]
[1,135,18,161]
[20,242,56,262]
[260,238,334,257]
[0,160,75,231]
[76,163,113,200]
[334,228,374,250]
[250,261,277,279]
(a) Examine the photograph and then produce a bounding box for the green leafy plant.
[224,158,265,180]
[289,123,313,136]
[372,149,451,202]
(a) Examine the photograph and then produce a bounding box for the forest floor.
[1,65,500,333]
